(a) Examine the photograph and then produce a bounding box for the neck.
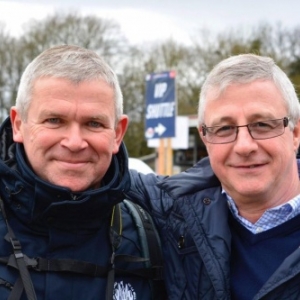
[227,181,300,224]
[237,206,270,223]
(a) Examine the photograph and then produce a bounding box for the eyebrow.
[40,110,110,122]
[208,116,234,126]
[40,111,65,118]
[208,113,279,126]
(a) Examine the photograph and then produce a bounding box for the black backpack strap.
[106,202,159,300]
[0,197,37,300]
[123,200,166,299]
[106,204,122,300]
[0,251,158,277]
[123,200,163,268]
[110,204,122,249]
[0,253,158,278]
[8,277,23,300]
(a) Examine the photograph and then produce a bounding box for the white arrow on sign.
[154,123,166,136]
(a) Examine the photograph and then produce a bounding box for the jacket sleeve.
[125,157,220,218]
[125,171,173,217]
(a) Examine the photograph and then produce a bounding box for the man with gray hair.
[0,45,165,300]
[128,54,300,299]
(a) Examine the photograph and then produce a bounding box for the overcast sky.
[0,0,299,45]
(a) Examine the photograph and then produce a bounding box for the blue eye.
[88,121,103,128]
[47,118,61,124]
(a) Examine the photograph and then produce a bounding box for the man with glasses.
[127,54,300,299]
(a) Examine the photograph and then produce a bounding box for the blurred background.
[0,0,299,173]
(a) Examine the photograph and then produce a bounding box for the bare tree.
[0,23,20,121]
[20,12,128,65]
[0,12,129,121]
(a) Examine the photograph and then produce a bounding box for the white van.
[128,158,155,174]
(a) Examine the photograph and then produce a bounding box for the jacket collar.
[158,156,221,198]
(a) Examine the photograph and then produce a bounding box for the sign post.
[145,71,176,175]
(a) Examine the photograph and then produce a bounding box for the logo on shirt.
[113,281,136,300]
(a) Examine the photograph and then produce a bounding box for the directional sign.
[145,70,176,139]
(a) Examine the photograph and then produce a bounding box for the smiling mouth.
[236,164,265,169]
[55,160,89,167]
[62,161,86,164]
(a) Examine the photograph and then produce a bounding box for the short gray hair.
[16,44,123,122]
[198,54,300,129]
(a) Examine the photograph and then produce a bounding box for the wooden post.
[157,139,166,175]
[156,138,173,175]
[166,138,173,175]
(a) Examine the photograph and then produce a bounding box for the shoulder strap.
[110,204,122,249]
[106,203,122,300]
[107,200,166,300]
[0,197,37,300]
[122,200,166,300]
[123,200,163,268]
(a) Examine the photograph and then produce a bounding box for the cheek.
[206,145,227,161]
[91,136,114,154]
[21,125,40,144]
[99,132,118,149]
[269,135,295,159]
[23,129,58,154]
[206,145,230,174]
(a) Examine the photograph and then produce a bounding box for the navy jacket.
[0,117,155,300]
[127,158,300,300]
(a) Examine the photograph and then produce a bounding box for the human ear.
[198,125,208,146]
[113,115,129,154]
[10,106,24,143]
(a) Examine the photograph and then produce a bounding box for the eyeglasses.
[202,117,289,144]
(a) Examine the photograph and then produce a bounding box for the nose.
[233,126,258,156]
[60,124,88,151]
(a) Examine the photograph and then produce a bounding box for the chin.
[70,185,92,192]
[53,181,90,192]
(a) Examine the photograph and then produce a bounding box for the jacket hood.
[0,117,131,230]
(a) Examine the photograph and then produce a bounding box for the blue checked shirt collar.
[225,191,300,234]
